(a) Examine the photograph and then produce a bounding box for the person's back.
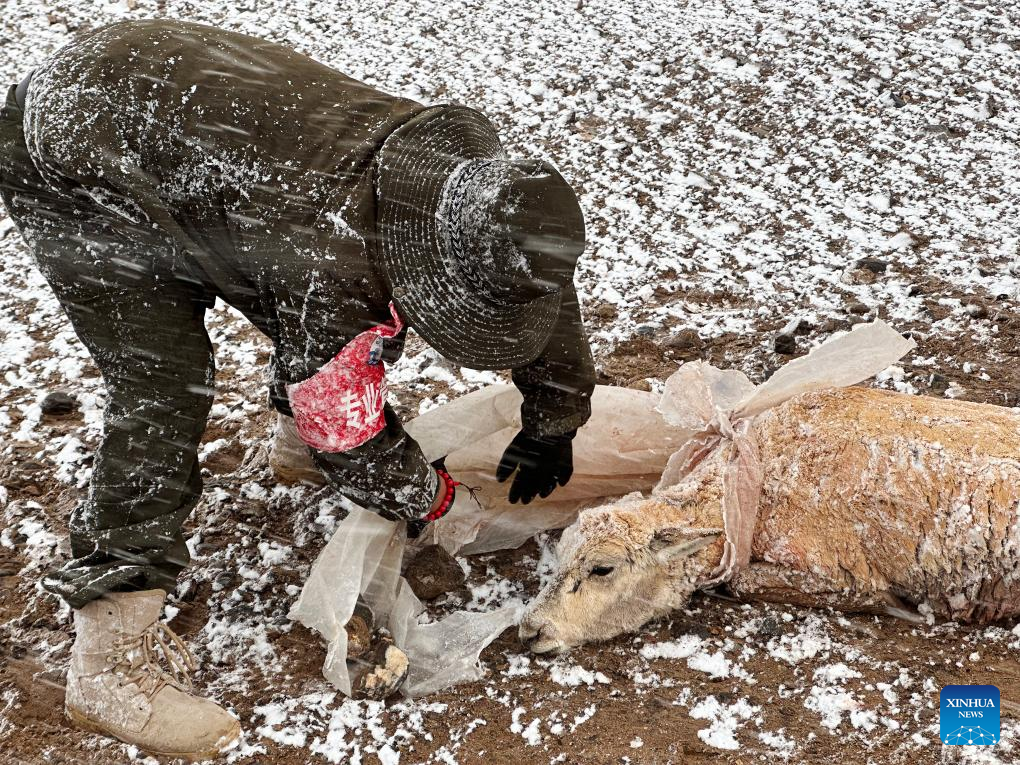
[26,20,423,334]
[0,18,594,760]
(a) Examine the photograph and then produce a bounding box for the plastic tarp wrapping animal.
[290,320,1015,696]
[289,384,693,697]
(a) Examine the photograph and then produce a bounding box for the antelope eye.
[590,565,615,577]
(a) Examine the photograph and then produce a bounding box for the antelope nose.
[518,621,541,648]
[519,626,537,646]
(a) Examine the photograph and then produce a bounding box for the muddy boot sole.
[269,460,327,487]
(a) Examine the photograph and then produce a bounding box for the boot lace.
[107,620,196,698]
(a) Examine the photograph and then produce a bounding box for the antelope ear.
[648,526,723,561]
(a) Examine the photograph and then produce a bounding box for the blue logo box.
[940,685,1000,746]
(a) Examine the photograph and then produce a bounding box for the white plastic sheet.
[411,384,695,555]
[290,321,914,697]
[290,384,691,697]
[655,320,916,585]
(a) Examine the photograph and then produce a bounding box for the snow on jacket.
[22,19,595,519]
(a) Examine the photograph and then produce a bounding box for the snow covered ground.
[2,1,1019,763]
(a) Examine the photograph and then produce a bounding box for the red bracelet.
[421,468,458,523]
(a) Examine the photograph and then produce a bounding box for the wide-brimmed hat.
[375,105,585,370]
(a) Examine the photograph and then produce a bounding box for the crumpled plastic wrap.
[655,320,915,585]
[290,320,915,696]
[287,504,524,697]
[410,384,696,555]
[289,383,693,697]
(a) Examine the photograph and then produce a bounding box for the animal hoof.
[349,636,409,700]
[344,603,374,660]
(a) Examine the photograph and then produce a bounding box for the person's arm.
[510,283,596,437]
[311,403,442,523]
[272,324,448,526]
[499,283,596,503]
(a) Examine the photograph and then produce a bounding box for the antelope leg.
[727,562,919,621]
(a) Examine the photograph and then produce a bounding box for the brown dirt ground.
[3,281,1020,765]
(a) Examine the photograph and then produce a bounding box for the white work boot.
[269,412,326,486]
[65,590,241,761]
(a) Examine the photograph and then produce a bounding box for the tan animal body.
[520,387,1020,654]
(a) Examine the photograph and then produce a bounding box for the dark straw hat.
[376,105,585,370]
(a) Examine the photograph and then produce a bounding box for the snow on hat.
[376,105,585,370]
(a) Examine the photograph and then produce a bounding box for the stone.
[671,618,713,640]
[818,318,852,334]
[755,617,782,640]
[857,258,889,274]
[841,266,876,286]
[847,302,870,316]
[39,391,77,416]
[929,373,950,392]
[774,334,797,355]
[212,571,237,592]
[965,303,989,320]
[404,544,465,601]
[665,328,705,359]
[635,324,657,337]
[34,667,67,688]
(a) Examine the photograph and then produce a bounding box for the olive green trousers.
[1,85,215,608]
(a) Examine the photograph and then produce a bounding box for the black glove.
[496,429,576,504]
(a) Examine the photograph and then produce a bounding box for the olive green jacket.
[24,19,595,519]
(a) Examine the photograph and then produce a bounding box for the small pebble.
[665,328,705,358]
[34,667,67,687]
[965,303,988,319]
[774,334,797,355]
[857,258,889,274]
[841,267,877,286]
[755,617,783,640]
[672,618,713,640]
[40,391,77,416]
[818,318,852,334]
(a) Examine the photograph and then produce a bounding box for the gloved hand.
[496,429,576,504]
[407,458,456,539]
